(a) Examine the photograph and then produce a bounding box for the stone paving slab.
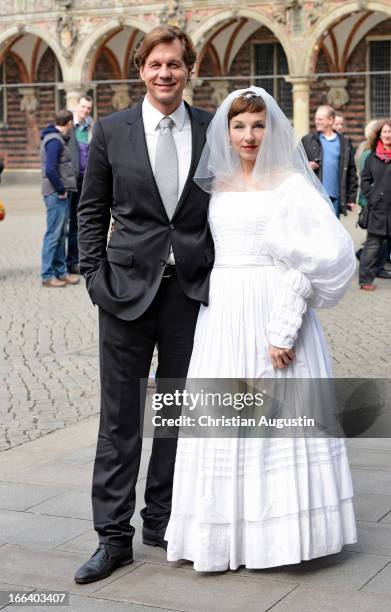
[0,544,141,597]
[379,510,391,524]
[346,438,391,451]
[92,562,297,612]
[28,490,93,521]
[0,509,91,549]
[347,447,391,471]
[59,446,97,465]
[353,493,391,522]
[349,468,391,496]
[360,560,391,594]
[0,482,65,512]
[7,461,94,489]
[270,584,391,612]
[238,549,389,591]
[0,418,99,482]
[27,475,148,523]
[345,521,391,556]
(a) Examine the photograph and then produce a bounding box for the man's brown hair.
[54,109,73,126]
[134,25,196,72]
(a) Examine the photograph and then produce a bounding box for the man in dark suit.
[74,25,213,584]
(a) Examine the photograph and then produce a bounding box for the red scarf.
[375,139,391,163]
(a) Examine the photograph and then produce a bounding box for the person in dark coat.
[358,119,391,290]
[302,105,358,217]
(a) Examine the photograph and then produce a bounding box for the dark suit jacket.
[77,100,214,321]
[301,131,358,216]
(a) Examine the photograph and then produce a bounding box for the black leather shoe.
[74,543,133,584]
[142,526,167,550]
[376,269,391,279]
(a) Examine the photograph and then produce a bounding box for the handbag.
[357,205,369,230]
[0,200,5,222]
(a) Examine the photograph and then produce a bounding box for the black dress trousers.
[92,275,200,548]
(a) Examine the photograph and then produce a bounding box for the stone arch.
[190,8,293,74]
[72,17,149,83]
[0,24,68,80]
[303,1,391,75]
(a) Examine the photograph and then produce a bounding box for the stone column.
[286,76,312,137]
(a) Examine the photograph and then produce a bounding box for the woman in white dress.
[164,87,357,571]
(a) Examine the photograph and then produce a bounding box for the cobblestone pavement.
[1,183,391,452]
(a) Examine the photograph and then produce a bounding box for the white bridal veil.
[194,85,332,207]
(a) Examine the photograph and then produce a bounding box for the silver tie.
[154,116,178,220]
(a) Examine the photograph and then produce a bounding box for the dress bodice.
[209,191,275,261]
[207,174,356,311]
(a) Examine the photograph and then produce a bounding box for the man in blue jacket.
[40,109,79,287]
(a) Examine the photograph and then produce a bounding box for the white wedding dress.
[165,174,357,571]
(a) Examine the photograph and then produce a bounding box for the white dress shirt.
[142,95,192,265]
[142,95,192,201]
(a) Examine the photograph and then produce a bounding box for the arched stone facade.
[0,1,391,168]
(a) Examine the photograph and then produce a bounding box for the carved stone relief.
[272,0,325,33]
[325,78,349,109]
[19,87,38,114]
[161,0,186,30]
[57,13,78,60]
[111,83,131,110]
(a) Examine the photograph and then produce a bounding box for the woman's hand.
[269,344,295,369]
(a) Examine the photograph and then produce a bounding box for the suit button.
[169,223,175,230]
[160,259,165,266]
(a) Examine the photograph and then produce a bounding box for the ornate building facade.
[1,0,391,168]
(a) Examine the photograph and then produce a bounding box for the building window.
[0,62,7,125]
[254,42,292,119]
[368,40,391,118]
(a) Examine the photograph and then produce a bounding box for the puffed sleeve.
[264,174,356,349]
